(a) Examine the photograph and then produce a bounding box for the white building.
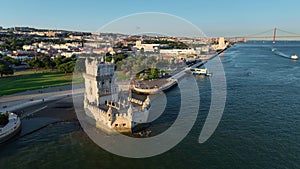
[159,48,199,55]
[23,45,37,50]
[134,41,160,52]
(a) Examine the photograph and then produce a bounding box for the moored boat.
[190,68,212,76]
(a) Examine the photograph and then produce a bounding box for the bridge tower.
[273,27,277,44]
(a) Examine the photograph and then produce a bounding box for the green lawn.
[0,72,73,96]
[13,69,53,76]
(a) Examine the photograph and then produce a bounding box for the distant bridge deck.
[230,36,300,39]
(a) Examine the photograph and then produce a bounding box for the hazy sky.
[1,0,299,37]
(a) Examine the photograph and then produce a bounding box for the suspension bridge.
[228,28,300,43]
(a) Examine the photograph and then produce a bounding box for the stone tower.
[84,57,118,107]
[83,57,151,133]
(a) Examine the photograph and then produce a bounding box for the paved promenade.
[0,84,83,112]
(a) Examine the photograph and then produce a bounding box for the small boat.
[290,54,298,60]
[190,68,212,76]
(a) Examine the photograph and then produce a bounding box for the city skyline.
[1,0,299,37]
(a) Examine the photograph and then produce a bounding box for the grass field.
[13,69,53,76]
[0,72,73,96]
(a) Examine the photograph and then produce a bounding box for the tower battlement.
[85,57,114,77]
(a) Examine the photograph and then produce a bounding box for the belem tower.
[83,57,151,133]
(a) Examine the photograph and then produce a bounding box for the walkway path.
[0,84,83,112]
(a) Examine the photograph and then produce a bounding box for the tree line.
[27,55,76,74]
[0,37,84,51]
[0,55,76,77]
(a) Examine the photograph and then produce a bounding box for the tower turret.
[127,104,133,118]
[107,106,113,125]
[142,96,151,110]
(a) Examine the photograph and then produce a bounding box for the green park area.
[0,55,78,96]
[0,71,73,96]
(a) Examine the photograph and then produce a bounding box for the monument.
[83,57,151,133]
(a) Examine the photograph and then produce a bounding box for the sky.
[1,0,299,37]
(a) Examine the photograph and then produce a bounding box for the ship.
[290,54,298,60]
[272,48,298,60]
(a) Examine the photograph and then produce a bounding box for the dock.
[132,60,207,94]
[132,45,230,94]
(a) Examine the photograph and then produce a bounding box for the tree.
[0,63,14,77]
[28,58,45,71]
[53,56,73,68]
[53,56,63,67]
[149,68,159,79]
[38,56,54,70]
[62,57,73,63]
[105,56,112,62]
[0,112,9,126]
[6,37,25,51]
[2,56,21,66]
[0,43,9,50]
[71,54,77,59]
[58,61,75,74]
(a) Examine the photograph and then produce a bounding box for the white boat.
[190,68,211,76]
[290,54,298,60]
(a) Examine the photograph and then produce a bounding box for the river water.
[0,41,299,169]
